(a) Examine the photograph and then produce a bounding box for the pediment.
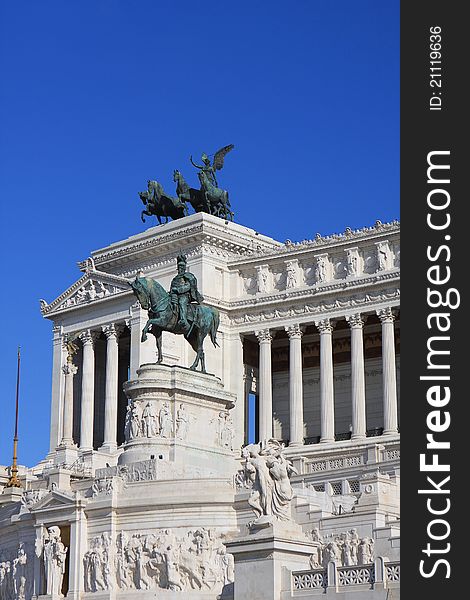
[41,268,131,316]
[29,490,75,512]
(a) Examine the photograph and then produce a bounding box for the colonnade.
[53,306,399,455]
[254,307,399,445]
[57,322,126,453]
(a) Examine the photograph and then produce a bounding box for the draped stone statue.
[13,543,28,600]
[176,403,189,440]
[159,402,173,438]
[43,526,67,598]
[242,439,298,527]
[142,403,159,438]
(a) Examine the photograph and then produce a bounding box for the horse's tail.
[210,308,220,348]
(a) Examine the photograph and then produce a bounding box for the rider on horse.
[190,152,219,188]
[169,254,204,333]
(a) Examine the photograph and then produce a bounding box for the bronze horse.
[130,276,219,373]
[173,169,210,214]
[139,180,188,225]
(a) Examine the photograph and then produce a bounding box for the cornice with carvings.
[77,220,281,272]
[230,220,400,267]
[230,270,399,310]
[229,287,400,328]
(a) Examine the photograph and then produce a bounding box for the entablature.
[77,213,281,276]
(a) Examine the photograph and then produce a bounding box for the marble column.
[255,329,273,441]
[128,301,154,378]
[285,324,304,446]
[59,360,78,447]
[226,332,245,450]
[68,503,87,600]
[377,308,398,435]
[315,319,335,443]
[243,366,255,445]
[79,330,96,451]
[101,323,121,452]
[346,314,367,440]
[49,325,65,454]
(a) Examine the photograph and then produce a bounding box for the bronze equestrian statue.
[130,255,219,373]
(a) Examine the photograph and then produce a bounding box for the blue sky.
[0,1,399,467]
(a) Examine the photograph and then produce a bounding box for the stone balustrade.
[292,558,400,594]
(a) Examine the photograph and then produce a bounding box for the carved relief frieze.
[87,528,235,593]
[308,528,374,569]
[123,398,183,443]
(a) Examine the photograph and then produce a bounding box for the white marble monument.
[0,213,400,599]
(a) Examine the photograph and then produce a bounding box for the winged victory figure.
[190,144,234,188]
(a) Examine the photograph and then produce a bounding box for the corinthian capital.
[346,313,365,329]
[102,322,125,340]
[376,307,395,324]
[314,319,334,334]
[285,324,303,339]
[79,329,98,346]
[255,329,273,344]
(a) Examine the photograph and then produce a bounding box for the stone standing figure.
[342,537,353,566]
[130,403,141,439]
[159,402,173,438]
[220,412,235,451]
[257,268,269,293]
[142,403,158,437]
[358,537,374,564]
[346,251,358,276]
[349,529,359,564]
[13,543,28,600]
[176,404,189,440]
[377,243,388,271]
[286,261,297,288]
[124,403,132,441]
[315,256,327,283]
[43,526,67,598]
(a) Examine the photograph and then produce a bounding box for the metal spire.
[6,346,22,488]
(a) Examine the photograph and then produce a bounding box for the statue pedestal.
[226,521,315,600]
[117,364,237,476]
[0,486,23,505]
[54,445,78,467]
